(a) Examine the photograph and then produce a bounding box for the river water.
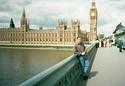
[0,48,72,86]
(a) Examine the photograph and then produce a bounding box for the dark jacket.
[74,42,86,55]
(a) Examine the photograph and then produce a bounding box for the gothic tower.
[89,0,98,42]
[20,8,29,32]
[58,19,67,31]
[72,19,80,32]
[58,19,67,43]
[72,19,80,38]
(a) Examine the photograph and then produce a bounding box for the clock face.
[91,12,95,16]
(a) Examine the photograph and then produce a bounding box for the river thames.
[0,48,72,86]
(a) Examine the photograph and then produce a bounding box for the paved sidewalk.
[86,47,125,86]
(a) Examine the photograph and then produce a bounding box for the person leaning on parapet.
[74,37,89,78]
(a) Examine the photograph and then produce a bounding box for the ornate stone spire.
[22,8,26,19]
[20,8,27,27]
[91,0,96,8]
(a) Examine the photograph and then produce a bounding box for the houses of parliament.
[0,0,97,45]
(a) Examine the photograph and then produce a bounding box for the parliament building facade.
[0,0,97,45]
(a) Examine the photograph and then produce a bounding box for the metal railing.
[19,43,98,86]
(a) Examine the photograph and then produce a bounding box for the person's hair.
[76,36,84,45]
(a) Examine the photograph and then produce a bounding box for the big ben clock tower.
[89,0,98,42]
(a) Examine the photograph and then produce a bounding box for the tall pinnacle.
[22,8,26,19]
[91,0,96,9]
[21,8,27,27]
[92,0,95,2]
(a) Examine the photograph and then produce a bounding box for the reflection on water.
[0,48,72,86]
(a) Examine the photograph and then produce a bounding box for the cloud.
[0,0,125,36]
[95,0,125,35]
[26,0,91,31]
[0,16,10,23]
[0,0,31,12]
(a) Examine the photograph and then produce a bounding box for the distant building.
[0,0,97,45]
[88,0,98,43]
[113,22,125,47]
[0,9,87,45]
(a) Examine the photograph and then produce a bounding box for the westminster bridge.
[19,42,125,86]
[1,43,125,86]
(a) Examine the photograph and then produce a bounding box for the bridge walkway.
[86,47,125,86]
[78,46,125,86]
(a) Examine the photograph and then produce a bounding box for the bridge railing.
[19,43,98,86]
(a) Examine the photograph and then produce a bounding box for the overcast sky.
[0,0,125,36]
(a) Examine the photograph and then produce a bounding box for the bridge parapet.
[19,43,98,86]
